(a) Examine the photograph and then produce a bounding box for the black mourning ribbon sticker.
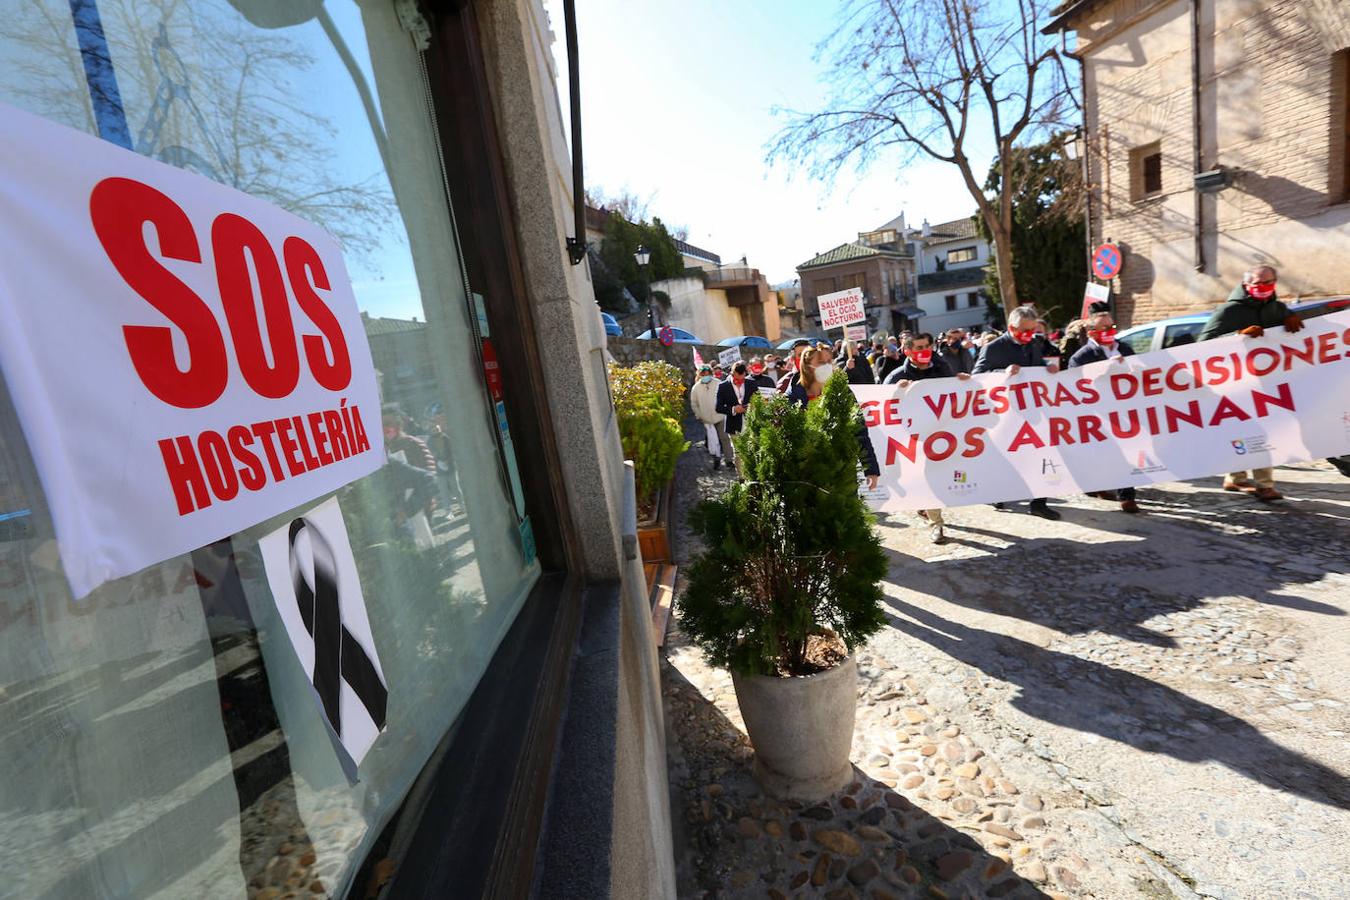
[288,517,388,737]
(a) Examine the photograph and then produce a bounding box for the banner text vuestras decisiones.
[859,330,1350,466]
[90,176,373,514]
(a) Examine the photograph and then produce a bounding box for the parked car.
[1115,295,1350,354]
[717,335,773,349]
[636,327,702,344]
[1115,314,1206,354]
[599,311,623,337]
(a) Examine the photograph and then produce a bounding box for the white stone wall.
[655,276,745,344]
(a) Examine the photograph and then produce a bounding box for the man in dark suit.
[1067,305,1140,513]
[715,361,754,442]
[973,305,1062,520]
[1067,303,1135,368]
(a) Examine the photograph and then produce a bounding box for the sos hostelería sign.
[0,102,383,598]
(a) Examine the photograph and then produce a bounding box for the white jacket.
[689,379,724,425]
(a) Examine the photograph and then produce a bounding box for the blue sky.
[542,0,998,284]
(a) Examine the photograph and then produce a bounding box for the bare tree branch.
[768,0,1072,311]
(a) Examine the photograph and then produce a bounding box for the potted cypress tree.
[676,373,888,800]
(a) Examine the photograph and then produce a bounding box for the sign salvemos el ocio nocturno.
[817,287,867,330]
[0,102,384,598]
[852,312,1350,511]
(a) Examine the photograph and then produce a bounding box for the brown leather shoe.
[1222,479,1256,492]
[1254,486,1283,502]
[1120,499,1140,513]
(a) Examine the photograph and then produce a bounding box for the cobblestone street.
[665,435,1350,900]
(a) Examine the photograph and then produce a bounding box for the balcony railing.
[705,266,759,284]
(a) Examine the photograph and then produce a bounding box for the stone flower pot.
[731,654,857,802]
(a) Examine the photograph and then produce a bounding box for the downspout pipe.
[1075,53,1093,283]
[563,0,587,265]
[1191,0,1204,272]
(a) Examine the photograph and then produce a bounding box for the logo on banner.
[1130,451,1167,475]
[1232,435,1274,455]
[260,497,387,766]
[947,470,977,494]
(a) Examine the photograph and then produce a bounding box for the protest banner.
[817,287,867,330]
[845,324,868,344]
[852,312,1350,510]
[718,346,742,367]
[0,102,383,597]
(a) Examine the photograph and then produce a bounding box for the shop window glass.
[0,2,539,896]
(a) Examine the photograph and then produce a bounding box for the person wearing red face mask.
[747,355,777,391]
[972,306,1061,378]
[883,333,972,542]
[1197,265,1302,501]
[1197,264,1301,344]
[883,332,960,384]
[973,305,1062,519]
[1068,307,1141,513]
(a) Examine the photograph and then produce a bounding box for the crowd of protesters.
[688,265,1330,543]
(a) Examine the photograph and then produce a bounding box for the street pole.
[1079,126,1093,288]
[646,262,656,334]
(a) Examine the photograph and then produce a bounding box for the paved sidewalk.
[665,443,1349,899]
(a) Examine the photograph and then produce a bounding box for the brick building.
[1046,0,1350,327]
[796,240,917,336]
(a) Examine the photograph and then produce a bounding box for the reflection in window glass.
[0,2,539,896]
[1120,328,1156,354]
[1162,322,1203,349]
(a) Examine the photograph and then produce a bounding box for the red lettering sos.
[90,177,352,409]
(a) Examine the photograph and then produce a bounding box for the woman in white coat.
[689,364,729,470]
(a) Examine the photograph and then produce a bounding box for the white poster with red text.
[853,312,1350,510]
[0,102,383,598]
[818,287,867,330]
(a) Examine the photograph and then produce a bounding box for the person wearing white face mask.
[787,346,880,491]
[690,363,729,470]
[1068,306,1140,513]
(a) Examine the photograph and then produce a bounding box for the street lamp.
[635,244,656,336]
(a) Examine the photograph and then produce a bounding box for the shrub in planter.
[608,360,685,419]
[617,396,689,506]
[679,374,887,673]
[609,361,689,508]
[676,373,887,798]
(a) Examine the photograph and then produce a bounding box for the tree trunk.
[991,225,1019,313]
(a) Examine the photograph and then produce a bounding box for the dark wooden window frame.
[1131,140,1163,201]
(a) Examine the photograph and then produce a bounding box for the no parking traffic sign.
[1092,243,1122,280]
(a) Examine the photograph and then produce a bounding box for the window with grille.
[1130,141,1163,200]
